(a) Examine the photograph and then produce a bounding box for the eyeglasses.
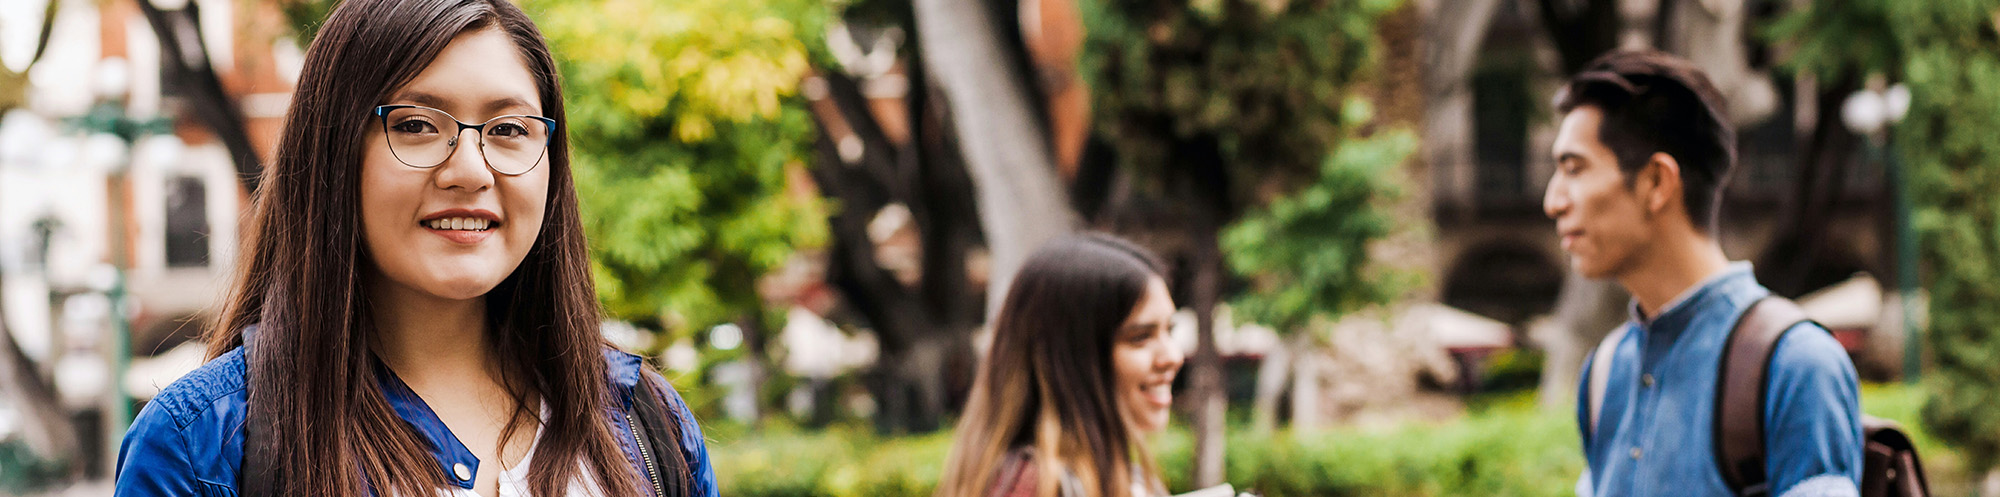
[373,105,557,176]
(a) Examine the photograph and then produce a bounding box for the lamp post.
[68,56,170,466]
[1841,83,1916,383]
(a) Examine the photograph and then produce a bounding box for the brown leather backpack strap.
[1861,416,1932,497]
[1716,296,1813,497]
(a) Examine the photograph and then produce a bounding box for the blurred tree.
[913,0,1078,321]
[1080,0,1403,485]
[1222,109,1411,339]
[1773,0,2000,482]
[1225,112,1413,434]
[1879,0,2000,481]
[136,0,263,192]
[1753,0,1889,299]
[806,0,992,433]
[1534,0,1620,75]
[531,0,829,422]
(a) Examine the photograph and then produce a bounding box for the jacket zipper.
[627,409,665,497]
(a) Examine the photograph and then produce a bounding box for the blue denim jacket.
[1575,263,1863,497]
[113,341,717,497]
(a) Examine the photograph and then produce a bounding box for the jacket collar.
[242,325,642,489]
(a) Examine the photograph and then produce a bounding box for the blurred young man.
[1546,51,1863,497]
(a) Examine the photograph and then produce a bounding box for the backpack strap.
[632,370,695,497]
[1715,296,1814,497]
[240,325,278,497]
[1586,325,1632,441]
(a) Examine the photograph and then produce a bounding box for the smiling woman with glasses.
[110,0,716,496]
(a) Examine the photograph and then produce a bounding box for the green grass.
[710,384,1968,497]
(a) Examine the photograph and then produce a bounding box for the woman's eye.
[489,123,525,137]
[391,120,438,134]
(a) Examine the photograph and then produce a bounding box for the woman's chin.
[409,276,504,301]
[1131,412,1170,435]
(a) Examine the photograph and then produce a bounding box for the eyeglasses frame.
[372,104,559,176]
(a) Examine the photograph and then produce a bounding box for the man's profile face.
[1545,105,1655,279]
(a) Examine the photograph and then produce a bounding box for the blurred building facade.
[0,0,296,480]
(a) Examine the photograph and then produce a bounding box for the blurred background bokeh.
[0,0,1995,495]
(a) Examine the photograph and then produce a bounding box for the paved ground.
[23,480,110,496]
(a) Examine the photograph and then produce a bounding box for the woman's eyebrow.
[1122,321,1166,333]
[388,90,539,116]
[482,96,539,115]
[388,89,451,109]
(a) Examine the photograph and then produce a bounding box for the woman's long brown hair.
[208,0,680,495]
[937,234,1170,497]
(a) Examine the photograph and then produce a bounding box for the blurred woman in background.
[938,233,1186,497]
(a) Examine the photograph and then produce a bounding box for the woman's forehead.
[386,28,542,117]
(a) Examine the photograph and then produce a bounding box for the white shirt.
[446,405,604,497]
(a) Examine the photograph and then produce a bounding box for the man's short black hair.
[1554,50,1737,234]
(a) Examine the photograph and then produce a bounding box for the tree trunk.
[913,0,1078,320]
[1536,273,1631,408]
[1248,333,1296,434]
[134,1,262,193]
[740,313,768,428]
[1173,134,1234,488]
[0,270,80,465]
[1534,0,1624,74]
[805,30,985,430]
[1188,229,1228,487]
[1756,74,1862,297]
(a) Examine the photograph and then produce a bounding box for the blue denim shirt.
[113,342,717,497]
[1575,264,1863,497]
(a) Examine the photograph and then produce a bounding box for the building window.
[164,176,208,267]
[1472,61,1534,201]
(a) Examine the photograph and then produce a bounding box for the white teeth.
[425,217,493,231]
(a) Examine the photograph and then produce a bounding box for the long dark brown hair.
[938,233,1169,497]
[208,0,681,495]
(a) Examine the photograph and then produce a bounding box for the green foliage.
[0,441,68,495]
[1885,0,2000,475]
[274,0,336,44]
[710,385,1965,497]
[1478,348,1546,393]
[709,422,954,497]
[1080,0,1403,183]
[1770,0,2000,475]
[1082,0,1410,335]
[1155,396,1580,497]
[1760,0,1899,81]
[530,0,829,334]
[1222,111,1412,332]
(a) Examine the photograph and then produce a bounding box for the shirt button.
[453,463,472,482]
[1630,447,1643,460]
[1641,374,1656,387]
